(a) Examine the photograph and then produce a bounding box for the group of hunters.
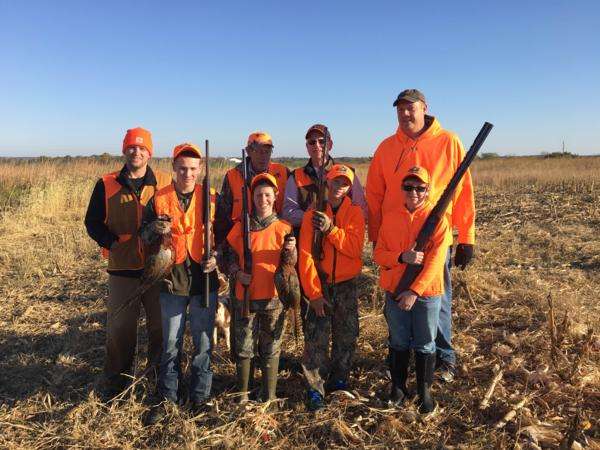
[84,89,475,425]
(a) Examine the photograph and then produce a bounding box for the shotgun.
[311,127,329,270]
[241,148,252,318]
[202,139,211,308]
[393,122,494,299]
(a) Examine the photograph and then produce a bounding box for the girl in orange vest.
[374,166,451,414]
[224,173,295,405]
[142,143,218,425]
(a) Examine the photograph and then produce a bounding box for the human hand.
[312,211,332,233]
[454,244,474,270]
[395,290,417,311]
[236,271,252,286]
[310,297,331,317]
[399,244,424,265]
[284,235,296,251]
[202,256,217,273]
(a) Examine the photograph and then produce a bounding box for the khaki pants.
[105,275,162,386]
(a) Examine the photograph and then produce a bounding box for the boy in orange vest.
[142,143,218,425]
[374,166,451,414]
[298,164,365,411]
[224,173,296,405]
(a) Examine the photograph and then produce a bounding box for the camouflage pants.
[301,278,359,396]
[234,300,286,361]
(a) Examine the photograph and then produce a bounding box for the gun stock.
[392,122,493,299]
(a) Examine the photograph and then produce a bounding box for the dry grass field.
[0,155,598,449]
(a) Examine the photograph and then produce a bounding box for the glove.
[454,244,474,270]
[312,211,332,233]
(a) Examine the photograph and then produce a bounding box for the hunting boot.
[389,349,411,407]
[415,352,436,414]
[236,358,252,404]
[261,356,280,410]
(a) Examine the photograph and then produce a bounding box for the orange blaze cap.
[247,131,273,147]
[172,142,202,160]
[402,166,430,184]
[250,172,278,193]
[123,127,153,156]
[326,164,354,185]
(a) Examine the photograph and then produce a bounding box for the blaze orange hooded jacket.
[366,116,475,245]
[374,200,451,297]
[298,197,365,301]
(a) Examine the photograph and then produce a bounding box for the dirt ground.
[0,157,598,448]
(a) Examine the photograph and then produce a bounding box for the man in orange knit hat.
[141,143,219,425]
[85,127,172,398]
[366,90,475,382]
[298,164,365,411]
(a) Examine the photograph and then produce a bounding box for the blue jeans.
[384,292,441,354]
[435,248,455,365]
[158,291,217,403]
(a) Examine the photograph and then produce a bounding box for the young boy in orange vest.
[298,164,365,411]
[224,173,296,405]
[142,143,218,425]
[374,166,451,414]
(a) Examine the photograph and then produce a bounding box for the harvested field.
[0,156,598,448]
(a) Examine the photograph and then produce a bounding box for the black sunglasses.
[307,138,326,146]
[402,184,427,193]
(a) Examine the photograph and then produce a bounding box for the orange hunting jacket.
[227,218,292,301]
[373,200,451,297]
[366,116,475,245]
[298,197,365,301]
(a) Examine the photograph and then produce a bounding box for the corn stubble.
[0,156,598,448]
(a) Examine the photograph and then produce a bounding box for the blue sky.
[0,0,598,157]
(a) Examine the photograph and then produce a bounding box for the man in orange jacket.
[141,143,219,425]
[366,89,475,381]
[374,166,451,413]
[84,127,172,398]
[224,173,296,405]
[298,164,365,411]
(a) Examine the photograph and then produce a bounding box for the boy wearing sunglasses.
[374,166,451,414]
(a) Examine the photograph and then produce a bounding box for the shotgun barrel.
[392,122,493,299]
[202,139,211,308]
[241,148,252,318]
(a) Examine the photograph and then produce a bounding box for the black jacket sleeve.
[84,179,118,250]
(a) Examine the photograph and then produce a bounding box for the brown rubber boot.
[261,357,280,408]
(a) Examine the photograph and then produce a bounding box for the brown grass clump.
[0,156,598,448]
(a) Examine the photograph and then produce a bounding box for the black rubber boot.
[236,358,252,404]
[415,352,436,414]
[261,356,280,410]
[389,349,411,406]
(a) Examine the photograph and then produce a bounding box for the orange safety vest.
[226,219,292,301]
[226,162,288,221]
[153,183,216,264]
[101,168,172,271]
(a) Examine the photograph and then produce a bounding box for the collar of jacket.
[250,213,279,231]
[116,164,159,188]
[235,157,270,184]
[395,115,441,144]
[327,195,351,216]
[400,198,435,217]
[304,156,334,181]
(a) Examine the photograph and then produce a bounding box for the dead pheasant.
[274,234,302,344]
[114,215,175,317]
